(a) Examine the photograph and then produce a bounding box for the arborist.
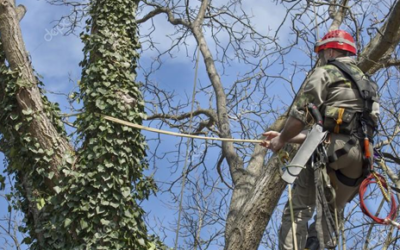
[261,30,380,250]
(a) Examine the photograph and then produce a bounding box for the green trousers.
[279,134,367,250]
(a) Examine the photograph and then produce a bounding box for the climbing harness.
[325,59,379,186]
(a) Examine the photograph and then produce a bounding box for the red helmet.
[314,30,356,55]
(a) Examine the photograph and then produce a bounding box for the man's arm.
[279,116,306,143]
[267,116,305,152]
[261,129,308,148]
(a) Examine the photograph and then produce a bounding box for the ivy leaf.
[53,186,62,194]
[148,242,156,250]
[80,219,88,229]
[64,218,72,228]
[14,122,22,131]
[9,113,18,120]
[138,238,145,246]
[22,237,32,244]
[95,99,106,110]
[121,187,130,198]
[22,108,33,115]
[100,218,110,226]
[37,198,46,210]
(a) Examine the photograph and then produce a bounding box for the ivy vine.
[57,0,167,249]
[0,0,168,249]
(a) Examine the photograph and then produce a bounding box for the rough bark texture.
[357,0,400,74]
[0,0,72,168]
[0,0,72,246]
[220,0,400,249]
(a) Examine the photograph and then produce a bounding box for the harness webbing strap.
[312,146,338,249]
[334,169,363,187]
[328,60,376,119]
[390,185,400,193]
[328,136,357,163]
[315,166,338,249]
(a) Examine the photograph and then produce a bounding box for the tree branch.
[137,2,190,27]
[0,1,73,245]
[0,0,73,169]
[329,0,349,31]
[147,109,217,123]
[190,0,243,185]
[358,0,400,73]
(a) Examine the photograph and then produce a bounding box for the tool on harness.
[281,104,328,184]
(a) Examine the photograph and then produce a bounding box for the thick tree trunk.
[0,0,72,169]
[222,1,400,248]
[0,0,72,246]
[357,0,400,74]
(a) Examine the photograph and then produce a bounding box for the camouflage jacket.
[290,57,379,131]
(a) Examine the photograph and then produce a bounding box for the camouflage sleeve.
[289,67,330,124]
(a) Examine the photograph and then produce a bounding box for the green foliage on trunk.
[63,0,164,248]
[0,0,167,249]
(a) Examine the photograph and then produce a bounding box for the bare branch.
[137,1,190,27]
[358,0,400,73]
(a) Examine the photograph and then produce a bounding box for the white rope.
[102,115,263,143]
[175,47,200,250]
[288,184,299,250]
[313,1,320,41]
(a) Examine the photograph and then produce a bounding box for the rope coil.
[359,173,398,225]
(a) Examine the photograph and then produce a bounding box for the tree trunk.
[0,0,72,246]
[222,1,400,247]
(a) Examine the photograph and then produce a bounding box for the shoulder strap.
[328,60,367,98]
[327,59,377,113]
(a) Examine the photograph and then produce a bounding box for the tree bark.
[0,0,72,169]
[357,0,400,74]
[222,0,400,248]
[0,0,72,246]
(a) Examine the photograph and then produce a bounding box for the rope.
[334,203,341,250]
[174,47,200,250]
[359,173,398,225]
[334,107,345,134]
[313,0,320,40]
[288,184,299,250]
[372,172,390,202]
[280,154,298,250]
[377,159,392,201]
[102,115,263,143]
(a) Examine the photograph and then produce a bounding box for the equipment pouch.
[323,106,357,134]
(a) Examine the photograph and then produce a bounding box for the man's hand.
[261,131,285,152]
[260,131,279,147]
